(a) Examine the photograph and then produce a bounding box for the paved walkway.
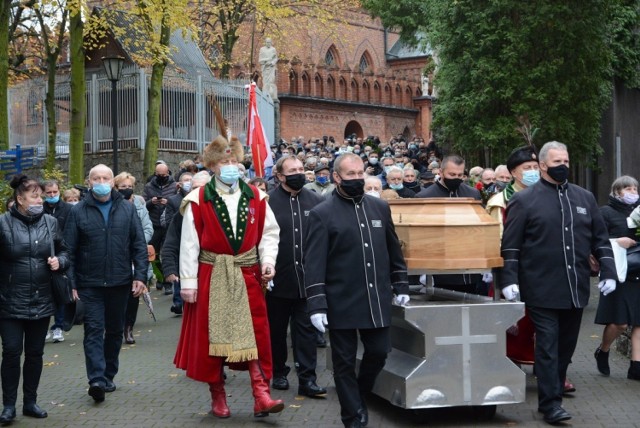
[13,286,640,427]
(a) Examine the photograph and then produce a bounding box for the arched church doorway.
[344,120,363,140]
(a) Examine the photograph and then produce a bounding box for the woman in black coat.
[594,175,640,380]
[0,175,70,423]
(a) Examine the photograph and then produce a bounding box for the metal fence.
[8,69,275,158]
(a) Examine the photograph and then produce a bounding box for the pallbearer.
[304,153,409,428]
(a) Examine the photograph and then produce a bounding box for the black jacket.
[499,178,616,309]
[383,184,415,198]
[64,190,148,288]
[414,180,481,199]
[143,175,177,227]
[161,211,183,279]
[304,191,409,329]
[44,199,72,232]
[268,186,325,299]
[0,208,70,319]
[161,190,186,228]
[601,196,638,240]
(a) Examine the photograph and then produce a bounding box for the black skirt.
[595,275,640,326]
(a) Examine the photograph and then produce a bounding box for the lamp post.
[101,56,125,175]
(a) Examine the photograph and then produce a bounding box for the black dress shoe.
[358,402,368,426]
[88,382,106,403]
[594,347,610,376]
[272,376,289,390]
[543,406,571,424]
[345,417,363,428]
[298,381,327,398]
[23,403,47,418]
[104,380,116,393]
[316,333,327,348]
[170,305,183,315]
[0,406,16,424]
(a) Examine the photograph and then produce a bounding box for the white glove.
[482,272,493,283]
[310,313,328,333]
[502,284,520,301]
[419,274,427,285]
[598,279,616,296]
[393,294,410,306]
[266,280,274,291]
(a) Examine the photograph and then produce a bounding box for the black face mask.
[284,173,306,191]
[118,188,134,200]
[443,177,463,193]
[546,164,569,183]
[156,175,168,185]
[495,180,509,191]
[339,177,365,198]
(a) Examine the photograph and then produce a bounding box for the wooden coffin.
[388,198,503,271]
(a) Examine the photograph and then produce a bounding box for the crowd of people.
[0,132,638,427]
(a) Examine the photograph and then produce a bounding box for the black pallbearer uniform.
[304,189,408,427]
[267,185,326,392]
[499,177,616,413]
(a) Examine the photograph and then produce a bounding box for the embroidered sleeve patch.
[576,207,587,215]
[372,220,382,227]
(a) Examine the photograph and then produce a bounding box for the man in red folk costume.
[174,135,283,418]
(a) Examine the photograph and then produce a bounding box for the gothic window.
[359,53,370,73]
[325,45,340,68]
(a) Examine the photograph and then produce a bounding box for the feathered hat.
[203,135,244,167]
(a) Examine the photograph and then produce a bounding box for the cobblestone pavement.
[13,286,640,427]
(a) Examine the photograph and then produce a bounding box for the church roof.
[92,7,243,98]
[386,36,432,61]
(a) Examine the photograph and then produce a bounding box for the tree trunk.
[143,62,166,177]
[0,0,10,150]
[68,9,86,184]
[44,55,58,170]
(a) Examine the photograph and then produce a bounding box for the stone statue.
[259,38,278,99]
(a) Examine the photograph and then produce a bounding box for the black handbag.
[628,245,640,276]
[44,216,74,306]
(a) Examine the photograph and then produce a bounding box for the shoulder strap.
[43,215,55,257]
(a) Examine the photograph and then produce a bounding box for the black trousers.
[125,294,139,327]
[0,317,50,406]
[329,327,390,427]
[527,306,583,412]
[266,294,317,383]
[79,285,130,385]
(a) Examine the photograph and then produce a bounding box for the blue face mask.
[389,183,403,191]
[521,169,540,187]
[182,182,192,193]
[92,183,112,197]
[45,195,60,204]
[219,165,240,184]
[316,176,329,185]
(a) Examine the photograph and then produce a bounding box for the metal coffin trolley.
[358,198,526,417]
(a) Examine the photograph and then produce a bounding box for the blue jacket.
[64,189,148,288]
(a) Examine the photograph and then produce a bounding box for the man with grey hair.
[305,153,409,427]
[64,164,148,402]
[499,141,616,424]
[383,166,415,198]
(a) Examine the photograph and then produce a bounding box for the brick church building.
[221,8,434,143]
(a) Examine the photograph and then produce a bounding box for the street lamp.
[101,56,125,175]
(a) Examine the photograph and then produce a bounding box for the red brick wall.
[222,8,434,141]
[280,98,421,142]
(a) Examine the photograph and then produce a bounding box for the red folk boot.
[208,382,230,418]
[248,360,285,417]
